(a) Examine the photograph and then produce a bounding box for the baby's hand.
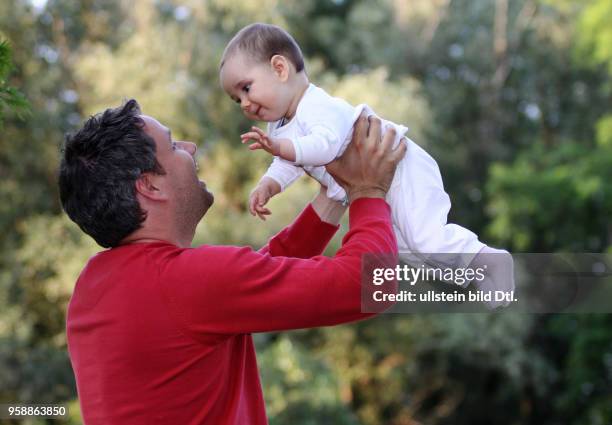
[249,186,272,220]
[248,178,281,221]
[241,127,280,156]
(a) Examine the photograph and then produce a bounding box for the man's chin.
[205,191,214,208]
[201,186,214,211]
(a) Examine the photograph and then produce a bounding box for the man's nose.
[177,141,197,156]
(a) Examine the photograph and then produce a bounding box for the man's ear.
[135,172,169,201]
[270,55,290,82]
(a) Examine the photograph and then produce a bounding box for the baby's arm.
[263,156,305,190]
[241,125,343,166]
[241,127,296,162]
[248,157,305,220]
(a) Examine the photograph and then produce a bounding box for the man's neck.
[121,220,194,248]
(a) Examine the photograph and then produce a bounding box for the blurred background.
[1,0,611,423]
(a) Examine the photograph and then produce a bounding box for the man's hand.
[326,112,406,203]
[241,127,280,156]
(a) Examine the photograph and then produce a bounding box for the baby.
[220,23,514,303]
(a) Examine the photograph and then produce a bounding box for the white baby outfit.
[263,84,485,268]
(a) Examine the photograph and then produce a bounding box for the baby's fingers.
[255,205,271,221]
[256,205,271,215]
[248,194,259,216]
[241,132,262,142]
[250,126,267,136]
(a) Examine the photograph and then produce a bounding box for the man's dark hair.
[59,99,164,248]
[220,23,305,72]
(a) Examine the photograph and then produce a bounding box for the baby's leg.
[388,138,484,269]
[389,139,515,305]
[469,246,515,308]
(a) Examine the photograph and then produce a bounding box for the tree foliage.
[0,40,29,125]
[0,0,610,424]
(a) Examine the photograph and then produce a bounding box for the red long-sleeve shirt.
[67,198,397,424]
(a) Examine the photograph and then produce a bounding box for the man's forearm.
[311,188,347,225]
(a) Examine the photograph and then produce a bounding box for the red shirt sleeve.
[156,198,397,341]
[258,203,339,258]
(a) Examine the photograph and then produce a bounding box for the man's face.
[140,115,214,222]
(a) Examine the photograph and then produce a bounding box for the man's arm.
[257,190,343,259]
[159,198,395,337]
[159,114,406,337]
[311,187,347,225]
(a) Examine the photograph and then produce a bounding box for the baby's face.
[220,52,293,122]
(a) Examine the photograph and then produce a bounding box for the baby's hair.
[221,23,305,72]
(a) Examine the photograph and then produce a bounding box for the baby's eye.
[242,84,251,93]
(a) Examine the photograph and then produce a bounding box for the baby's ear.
[270,55,290,82]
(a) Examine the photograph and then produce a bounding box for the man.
[59,99,405,424]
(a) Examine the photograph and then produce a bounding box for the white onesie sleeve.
[262,156,305,191]
[292,125,343,166]
[291,86,356,166]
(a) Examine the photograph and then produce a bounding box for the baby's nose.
[242,104,255,115]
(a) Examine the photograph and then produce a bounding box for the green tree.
[487,0,612,252]
[0,40,28,125]
[1,1,611,424]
